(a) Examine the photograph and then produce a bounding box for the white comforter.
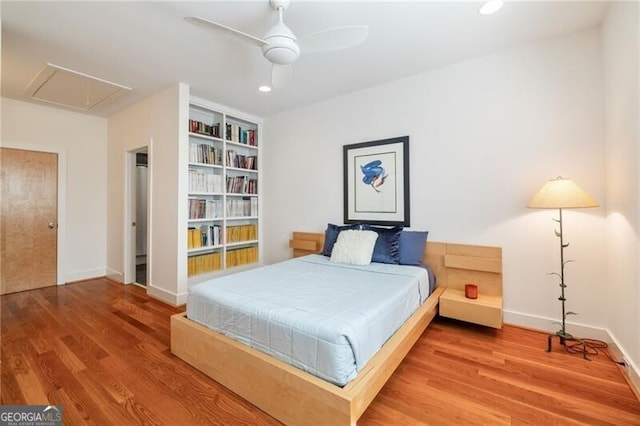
[187,254,431,386]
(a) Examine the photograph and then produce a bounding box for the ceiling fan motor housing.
[262,21,300,65]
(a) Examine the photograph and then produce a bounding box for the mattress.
[187,254,433,386]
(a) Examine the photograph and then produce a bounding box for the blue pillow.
[322,223,361,256]
[399,230,429,265]
[362,225,402,264]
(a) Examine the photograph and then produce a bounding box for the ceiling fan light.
[262,38,300,65]
[258,85,272,92]
[264,46,298,65]
[479,0,504,15]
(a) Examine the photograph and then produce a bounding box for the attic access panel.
[25,63,132,111]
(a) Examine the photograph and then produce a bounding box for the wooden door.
[1,148,58,294]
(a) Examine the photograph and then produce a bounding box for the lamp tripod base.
[547,330,590,360]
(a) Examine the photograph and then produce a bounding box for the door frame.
[0,143,66,285]
[124,144,151,285]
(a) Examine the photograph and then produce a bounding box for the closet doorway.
[125,147,149,287]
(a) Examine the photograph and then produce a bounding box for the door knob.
[48,222,57,230]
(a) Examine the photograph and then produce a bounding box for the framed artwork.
[343,136,410,227]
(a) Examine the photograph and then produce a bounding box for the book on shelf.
[188,251,222,276]
[187,225,222,249]
[189,119,220,138]
[251,197,258,216]
[225,176,257,194]
[226,246,258,268]
[187,227,200,249]
[226,224,258,243]
[225,123,257,147]
[202,224,222,247]
[188,198,223,219]
[189,170,223,193]
[226,197,258,217]
[226,150,257,170]
[189,143,222,165]
[188,245,257,275]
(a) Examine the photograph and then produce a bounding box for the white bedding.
[187,254,432,386]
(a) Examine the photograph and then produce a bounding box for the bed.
[171,231,502,425]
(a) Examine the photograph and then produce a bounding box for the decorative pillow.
[321,223,361,257]
[398,230,429,265]
[330,230,378,265]
[361,225,403,264]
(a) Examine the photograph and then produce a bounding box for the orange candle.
[465,284,478,299]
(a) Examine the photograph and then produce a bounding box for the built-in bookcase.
[187,99,260,279]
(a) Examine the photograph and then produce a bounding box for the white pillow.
[330,230,378,265]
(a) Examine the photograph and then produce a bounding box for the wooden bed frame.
[171,231,502,425]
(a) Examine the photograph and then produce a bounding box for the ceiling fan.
[185,0,369,89]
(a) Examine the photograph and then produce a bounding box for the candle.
[465,284,478,299]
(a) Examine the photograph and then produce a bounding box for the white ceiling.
[1,1,609,118]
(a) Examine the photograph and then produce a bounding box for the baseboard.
[102,271,186,307]
[147,285,187,307]
[106,268,123,283]
[606,332,640,399]
[65,268,107,284]
[503,309,609,341]
[505,309,640,398]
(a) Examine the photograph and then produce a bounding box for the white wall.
[602,1,640,386]
[107,83,189,305]
[263,28,607,334]
[1,97,108,282]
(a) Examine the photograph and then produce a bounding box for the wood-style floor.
[2,278,639,425]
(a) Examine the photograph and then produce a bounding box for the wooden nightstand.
[439,287,503,328]
[434,243,503,329]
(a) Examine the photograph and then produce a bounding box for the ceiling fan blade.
[298,25,369,53]
[185,16,267,47]
[272,64,292,89]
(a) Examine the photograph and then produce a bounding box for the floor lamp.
[527,176,598,357]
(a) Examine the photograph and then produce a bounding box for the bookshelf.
[187,99,260,279]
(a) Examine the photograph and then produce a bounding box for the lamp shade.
[528,176,599,209]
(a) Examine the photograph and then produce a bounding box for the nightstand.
[439,287,503,328]
[434,243,503,329]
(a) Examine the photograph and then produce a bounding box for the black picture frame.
[343,136,410,227]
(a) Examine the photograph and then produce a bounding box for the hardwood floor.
[2,278,639,425]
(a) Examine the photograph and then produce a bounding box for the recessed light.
[479,0,503,15]
[258,85,272,93]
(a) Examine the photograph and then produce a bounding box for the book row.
[226,245,259,268]
[186,244,259,276]
[189,144,257,172]
[226,123,257,146]
[187,225,222,249]
[189,197,258,219]
[189,143,222,165]
[187,224,257,247]
[189,198,222,219]
[226,197,258,217]
[227,176,257,194]
[227,151,257,170]
[226,224,258,243]
[189,170,224,194]
[187,252,222,276]
[189,119,220,138]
